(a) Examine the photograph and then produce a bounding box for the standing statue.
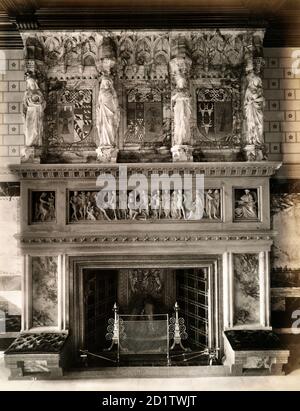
[96,75,120,161]
[171,76,192,146]
[244,70,264,147]
[23,72,46,147]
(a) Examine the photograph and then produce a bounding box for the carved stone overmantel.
[6,24,287,377]
[17,29,266,164]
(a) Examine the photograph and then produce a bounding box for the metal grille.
[118,314,169,356]
[176,268,209,349]
[84,270,117,351]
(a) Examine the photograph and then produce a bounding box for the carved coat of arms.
[55,89,93,145]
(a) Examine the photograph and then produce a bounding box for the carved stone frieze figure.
[185,189,202,220]
[33,191,55,222]
[68,188,221,222]
[205,189,220,220]
[244,70,264,147]
[23,72,46,147]
[171,75,192,146]
[235,189,258,220]
[96,75,120,147]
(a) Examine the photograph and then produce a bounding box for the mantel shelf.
[8,161,282,179]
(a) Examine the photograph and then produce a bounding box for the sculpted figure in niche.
[244,69,264,146]
[205,189,220,220]
[34,192,55,222]
[235,189,258,220]
[171,75,192,146]
[23,72,46,147]
[96,75,120,147]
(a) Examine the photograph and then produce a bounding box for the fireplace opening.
[80,266,218,367]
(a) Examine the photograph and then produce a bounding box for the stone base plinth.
[20,147,41,164]
[171,145,193,162]
[244,144,266,161]
[4,332,70,380]
[96,146,118,163]
[223,330,290,376]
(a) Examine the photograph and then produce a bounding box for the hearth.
[75,261,220,367]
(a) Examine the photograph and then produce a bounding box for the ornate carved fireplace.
[4,28,290,378]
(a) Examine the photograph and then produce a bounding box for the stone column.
[169,38,193,162]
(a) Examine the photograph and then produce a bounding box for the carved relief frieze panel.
[67,188,222,222]
[233,188,260,222]
[30,190,56,223]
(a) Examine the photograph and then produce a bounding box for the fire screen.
[118,314,169,363]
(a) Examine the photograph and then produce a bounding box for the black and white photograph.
[0,0,300,397]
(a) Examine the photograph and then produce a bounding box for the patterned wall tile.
[269,100,280,111]
[8,124,19,134]
[8,81,19,92]
[285,89,295,100]
[286,132,297,142]
[8,102,19,113]
[269,79,280,89]
[8,60,19,71]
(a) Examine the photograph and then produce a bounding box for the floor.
[0,353,299,391]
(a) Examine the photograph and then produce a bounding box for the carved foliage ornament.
[21,30,264,79]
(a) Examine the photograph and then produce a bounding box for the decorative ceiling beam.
[0,3,299,48]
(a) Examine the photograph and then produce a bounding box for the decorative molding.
[17,231,274,246]
[9,161,282,180]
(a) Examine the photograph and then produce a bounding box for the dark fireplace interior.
[82,267,212,366]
